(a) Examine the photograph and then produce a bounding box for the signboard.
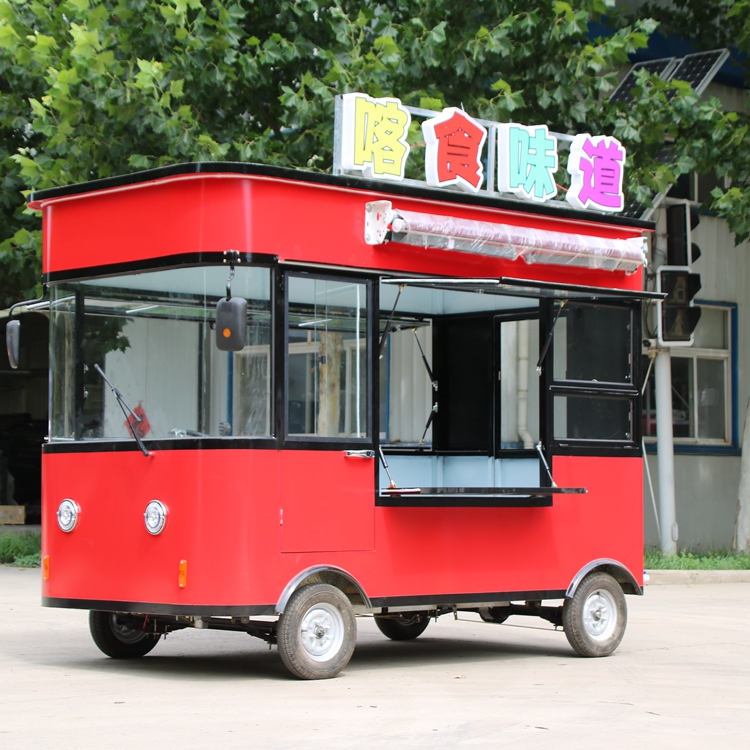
[335,93,627,213]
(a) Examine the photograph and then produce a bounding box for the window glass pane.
[692,307,727,349]
[553,303,632,383]
[499,318,539,447]
[49,267,272,441]
[697,359,726,439]
[287,276,368,438]
[553,394,633,441]
[642,355,728,442]
[671,357,695,438]
[379,322,433,445]
[49,294,77,439]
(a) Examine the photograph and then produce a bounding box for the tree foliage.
[0,0,748,306]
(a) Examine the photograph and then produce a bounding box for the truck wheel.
[277,583,356,679]
[89,611,160,658]
[374,613,430,640]
[562,572,627,657]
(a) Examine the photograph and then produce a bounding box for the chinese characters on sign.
[340,93,411,180]
[566,134,626,213]
[497,124,558,203]
[338,94,627,212]
[422,108,487,193]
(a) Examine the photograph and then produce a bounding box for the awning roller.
[365,201,647,274]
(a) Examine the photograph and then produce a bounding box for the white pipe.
[655,349,678,554]
[517,319,534,449]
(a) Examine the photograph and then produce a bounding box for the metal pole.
[654,348,678,554]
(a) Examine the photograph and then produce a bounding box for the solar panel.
[609,58,677,105]
[666,49,730,97]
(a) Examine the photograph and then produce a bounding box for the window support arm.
[536,300,567,374]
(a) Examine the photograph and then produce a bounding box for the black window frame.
[280,268,375,450]
[541,297,642,457]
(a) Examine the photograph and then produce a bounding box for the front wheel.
[89,611,161,659]
[374,612,430,640]
[277,583,356,679]
[562,572,627,657]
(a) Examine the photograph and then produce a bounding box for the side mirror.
[215,297,247,351]
[5,319,20,370]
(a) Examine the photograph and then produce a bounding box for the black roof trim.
[30,161,654,231]
[43,251,278,284]
[382,276,664,301]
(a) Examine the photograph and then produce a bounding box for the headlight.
[57,499,80,532]
[144,500,168,535]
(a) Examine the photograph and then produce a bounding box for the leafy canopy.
[1,0,748,305]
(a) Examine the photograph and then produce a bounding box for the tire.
[277,583,356,680]
[562,572,627,657]
[89,611,161,659]
[374,612,430,640]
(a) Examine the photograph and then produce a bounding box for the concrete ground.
[1,566,749,749]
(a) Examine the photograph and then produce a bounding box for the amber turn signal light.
[178,559,187,588]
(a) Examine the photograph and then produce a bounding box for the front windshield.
[49,266,271,442]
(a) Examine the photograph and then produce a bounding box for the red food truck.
[8,97,655,679]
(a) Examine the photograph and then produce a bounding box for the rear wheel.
[89,611,161,659]
[374,613,430,640]
[277,583,356,679]
[562,572,627,657]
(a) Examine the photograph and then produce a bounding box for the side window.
[548,300,639,447]
[286,274,370,439]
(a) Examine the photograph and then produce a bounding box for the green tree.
[0,0,748,307]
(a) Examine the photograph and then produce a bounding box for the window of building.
[642,303,735,447]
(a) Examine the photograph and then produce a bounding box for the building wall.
[644,210,750,550]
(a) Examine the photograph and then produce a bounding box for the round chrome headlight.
[144,500,168,535]
[57,499,80,532]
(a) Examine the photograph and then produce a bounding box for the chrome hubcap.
[300,603,344,662]
[582,589,617,641]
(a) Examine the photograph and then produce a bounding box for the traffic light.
[666,203,702,265]
[657,267,702,345]
[657,202,702,345]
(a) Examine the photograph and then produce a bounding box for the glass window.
[49,266,272,442]
[553,394,633,441]
[642,304,732,445]
[549,300,637,447]
[553,302,632,384]
[286,276,369,439]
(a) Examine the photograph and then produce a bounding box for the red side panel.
[42,450,642,609]
[42,450,282,607]
[280,451,375,553]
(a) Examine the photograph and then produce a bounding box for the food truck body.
[29,161,652,679]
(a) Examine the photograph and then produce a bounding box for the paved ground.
[2,566,749,749]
